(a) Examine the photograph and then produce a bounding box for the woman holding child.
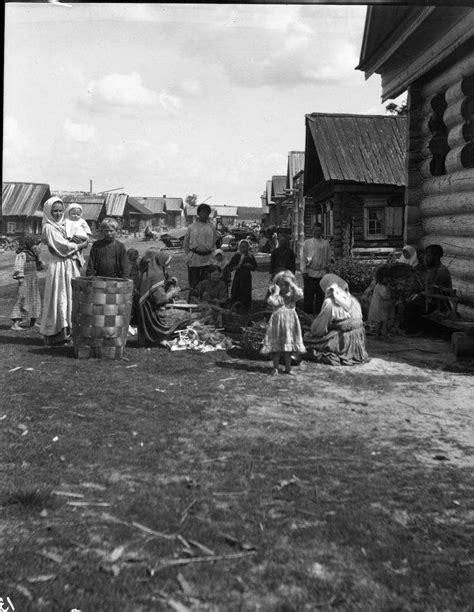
[136,249,191,346]
[304,273,368,365]
[40,197,89,346]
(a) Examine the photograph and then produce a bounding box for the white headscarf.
[42,197,66,233]
[65,202,83,218]
[327,283,352,311]
[399,245,419,267]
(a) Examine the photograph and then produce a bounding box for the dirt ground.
[1,239,473,611]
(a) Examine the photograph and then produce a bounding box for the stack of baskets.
[71,276,133,359]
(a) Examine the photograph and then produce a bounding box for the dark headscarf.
[138,249,172,297]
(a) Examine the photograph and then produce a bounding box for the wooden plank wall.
[407,52,474,306]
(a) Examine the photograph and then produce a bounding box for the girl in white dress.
[261,270,305,375]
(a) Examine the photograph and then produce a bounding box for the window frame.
[363,198,388,240]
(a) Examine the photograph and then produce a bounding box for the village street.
[1,241,473,611]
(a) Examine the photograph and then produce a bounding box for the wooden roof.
[304,113,407,194]
[237,207,265,220]
[357,6,474,100]
[213,206,238,217]
[127,197,153,216]
[104,193,128,217]
[80,203,105,222]
[287,152,305,188]
[271,176,287,199]
[2,182,51,217]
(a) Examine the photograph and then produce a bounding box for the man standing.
[301,223,332,315]
[183,203,218,291]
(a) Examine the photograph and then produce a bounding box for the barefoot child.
[261,270,305,375]
[10,235,43,330]
[368,267,393,339]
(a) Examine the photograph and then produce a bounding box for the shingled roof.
[304,113,407,195]
[2,182,51,217]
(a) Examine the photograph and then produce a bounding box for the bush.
[331,257,375,294]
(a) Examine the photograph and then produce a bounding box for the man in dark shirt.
[86,218,130,278]
[269,234,296,279]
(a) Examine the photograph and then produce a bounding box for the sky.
[3,3,400,208]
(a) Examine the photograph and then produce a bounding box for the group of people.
[10,201,452,373]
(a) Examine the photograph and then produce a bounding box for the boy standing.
[86,218,130,278]
[301,223,332,315]
[183,203,217,291]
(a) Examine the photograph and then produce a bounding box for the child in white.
[261,270,306,375]
[64,203,92,268]
[368,267,393,339]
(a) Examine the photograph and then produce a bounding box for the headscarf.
[42,197,66,233]
[399,245,419,267]
[319,273,348,293]
[327,283,352,311]
[138,249,172,297]
[238,239,250,252]
[65,202,83,218]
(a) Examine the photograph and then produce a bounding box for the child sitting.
[261,270,305,375]
[367,267,393,339]
[64,203,92,268]
[86,218,130,278]
[190,265,228,307]
[211,248,231,288]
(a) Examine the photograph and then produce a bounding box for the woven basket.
[241,322,271,360]
[220,304,254,334]
[71,276,133,359]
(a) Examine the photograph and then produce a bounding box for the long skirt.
[261,306,305,354]
[304,319,369,366]
[11,262,41,321]
[137,299,190,345]
[40,256,81,345]
[230,268,252,311]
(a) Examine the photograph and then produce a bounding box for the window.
[364,197,403,239]
[323,201,333,238]
[129,218,137,227]
[7,222,16,234]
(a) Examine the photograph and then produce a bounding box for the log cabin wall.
[408,53,474,306]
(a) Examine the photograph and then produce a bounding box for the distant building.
[303,113,407,258]
[2,182,51,235]
[237,207,265,226]
[213,206,238,227]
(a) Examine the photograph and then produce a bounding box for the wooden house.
[213,206,238,227]
[126,198,153,233]
[303,113,407,259]
[2,182,51,235]
[286,151,305,253]
[357,5,474,307]
[104,193,128,228]
[237,207,266,226]
[267,175,287,227]
[134,197,166,228]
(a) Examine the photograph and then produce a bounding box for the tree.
[386,101,408,116]
[185,194,198,207]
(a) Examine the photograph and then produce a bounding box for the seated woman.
[190,265,228,307]
[304,273,369,366]
[136,249,191,346]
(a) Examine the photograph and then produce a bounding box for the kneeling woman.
[304,274,368,366]
[136,249,191,346]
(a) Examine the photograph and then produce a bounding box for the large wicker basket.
[71,276,133,359]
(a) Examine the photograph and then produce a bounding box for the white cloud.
[85,72,157,111]
[64,118,96,142]
[180,78,202,96]
[158,92,183,115]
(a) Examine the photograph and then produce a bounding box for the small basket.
[220,303,254,334]
[241,322,271,360]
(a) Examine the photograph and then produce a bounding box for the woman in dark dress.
[228,239,257,312]
[136,249,190,346]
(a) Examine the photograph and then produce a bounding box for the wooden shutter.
[385,206,403,235]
